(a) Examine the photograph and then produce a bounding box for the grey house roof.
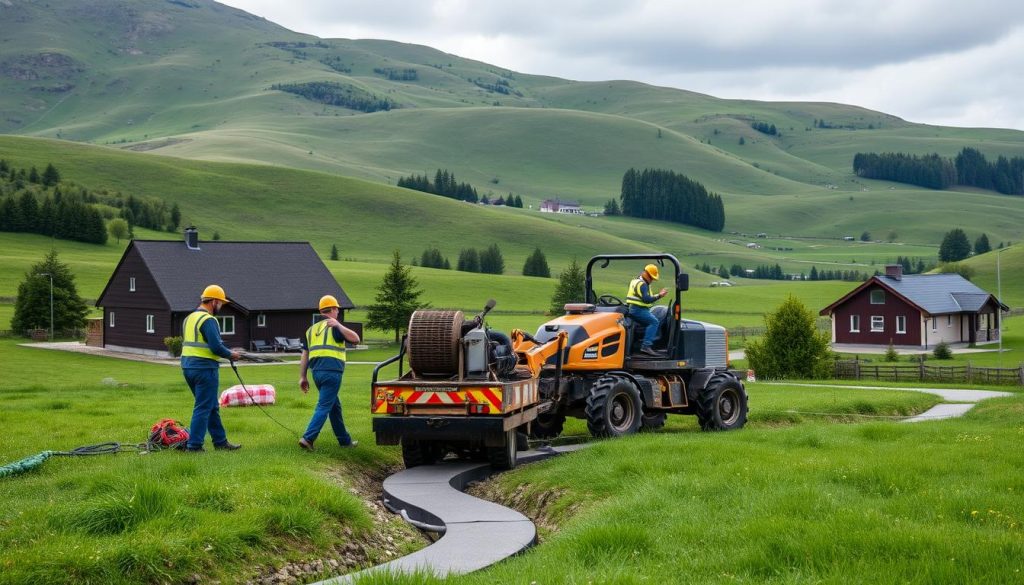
[99,240,353,312]
[822,273,1007,316]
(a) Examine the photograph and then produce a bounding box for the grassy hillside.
[3,1,1024,245]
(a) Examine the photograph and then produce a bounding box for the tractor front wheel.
[586,376,643,438]
[696,374,748,431]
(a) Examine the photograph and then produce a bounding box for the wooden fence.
[834,359,1024,386]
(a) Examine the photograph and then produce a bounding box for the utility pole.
[996,248,1004,368]
[38,272,53,341]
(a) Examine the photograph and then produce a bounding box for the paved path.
[764,382,1013,422]
[313,445,586,584]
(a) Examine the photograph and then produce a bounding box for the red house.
[819,265,1006,349]
[95,228,356,357]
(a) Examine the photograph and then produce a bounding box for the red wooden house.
[819,265,1006,349]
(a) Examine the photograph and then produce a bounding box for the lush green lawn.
[6,329,1003,585]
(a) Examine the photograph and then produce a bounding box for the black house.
[96,228,355,356]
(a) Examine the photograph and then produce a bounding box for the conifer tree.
[366,250,427,343]
[11,250,89,335]
[549,258,585,315]
[522,248,551,277]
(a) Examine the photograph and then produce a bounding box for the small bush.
[933,341,953,360]
[884,342,899,362]
[163,336,182,357]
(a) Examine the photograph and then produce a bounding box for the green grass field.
[5,334,1023,584]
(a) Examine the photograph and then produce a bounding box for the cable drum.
[407,310,464,377]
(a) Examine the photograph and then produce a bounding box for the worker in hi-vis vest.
[297,295,361,451]
[181,284,241,452]
[625,264,668,357]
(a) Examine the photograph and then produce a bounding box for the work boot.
[213,441,242,451]
[299,438,315,451]
[340,440,359,448]
[640,346,661,357]
[183,446,205,453]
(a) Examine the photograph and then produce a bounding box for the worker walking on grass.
[181,284,242,452]
[626,264,667,357]
[298,295,361,451]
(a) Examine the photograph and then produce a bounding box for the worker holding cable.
[625,264,668,357]
[298,295,361,451]
[181,284,242,452]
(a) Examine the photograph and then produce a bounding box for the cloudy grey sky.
[221,0,1024,130]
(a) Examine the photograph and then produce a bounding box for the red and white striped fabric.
[220,384,276,407]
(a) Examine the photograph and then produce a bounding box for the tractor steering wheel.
[598,294,624,306]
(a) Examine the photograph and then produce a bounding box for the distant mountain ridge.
[2,0,1023,240]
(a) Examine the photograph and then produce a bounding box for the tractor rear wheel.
[529,411,566,439]
[401,439,439,468]
[487,429,518,470]
[586,376,643,438]
[640,412,667,431]
[696,374,748,431]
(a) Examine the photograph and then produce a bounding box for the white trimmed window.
[109,312,115,327]
[947,315,952,327]
[850,315,860,332]
[896,315,906,334]
[871,316,884,332]
[257,313,266,327]
[932,318,937,332]
[217,316,235,335]
[870,289,885,304]
[145,314,155,333]
[129,277,136,292]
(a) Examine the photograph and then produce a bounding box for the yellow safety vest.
[181,310,219,360]
[625,277,654,308]
[306,320,347,362]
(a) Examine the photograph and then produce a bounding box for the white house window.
[311,313,321,325]
[932,318,937,332]
[871,316,884,332]
[217,316,235,335]
[947,315,952,327]
[109,312,115,327]
[850,315,860,332]
[896,315,906,334]
[870,290,885,304]
[129,277,136,292]
[257,313,267,327]
[145,314,155,333]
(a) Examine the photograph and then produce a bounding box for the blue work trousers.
[303,370,353,446]
[628,306,660,349]
[183,368,227,449]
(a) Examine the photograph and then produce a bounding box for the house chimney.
[885,264,902,281]
[184,226,200,250]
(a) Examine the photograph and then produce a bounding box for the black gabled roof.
[98,240,354,312]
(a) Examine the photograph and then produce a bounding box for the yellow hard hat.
[644,264,660,280]
[201,284,228,302]
[319,295,340,311]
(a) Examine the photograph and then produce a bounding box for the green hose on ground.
[0,451,56,479]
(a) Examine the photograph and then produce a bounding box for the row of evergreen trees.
[938,228,1000,262]
[853,148,1024,194]
[270,81,395,113]
[0,190,107,244]
[415,244,552,277]
[619,168,726,231]
[0,160,61,187]
[398,169,480,202]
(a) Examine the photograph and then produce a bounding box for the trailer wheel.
[696,374,748,431]
[529,412,566,439]
[401,439,439,468]
[640,412,667,431]
[586,376,643,438]
[487,429,518,470]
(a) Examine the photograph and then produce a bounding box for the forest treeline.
[619,168,725,232]
[853,148,1024,194]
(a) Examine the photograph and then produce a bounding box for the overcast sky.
[220,0,1024,130]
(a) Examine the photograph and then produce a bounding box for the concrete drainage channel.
[312,445,587,584]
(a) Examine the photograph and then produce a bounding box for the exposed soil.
[467,479,578,539]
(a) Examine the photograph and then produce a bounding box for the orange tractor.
[371,253,748,469]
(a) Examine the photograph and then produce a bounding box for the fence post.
[919,361,924,381]
[1019,365,1024,386]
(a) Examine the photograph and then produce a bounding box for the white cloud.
[219,0,1024,129]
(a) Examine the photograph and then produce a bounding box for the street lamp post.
[37,272,53,341]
